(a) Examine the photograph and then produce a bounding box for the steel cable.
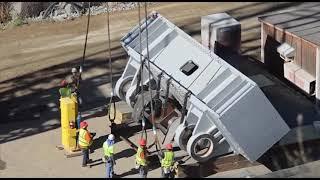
[106,2,116,122]
[144,2,163,157]
[80,2,91,72]
[138,2,147,141]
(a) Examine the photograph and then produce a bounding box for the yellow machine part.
[60,97,78,152]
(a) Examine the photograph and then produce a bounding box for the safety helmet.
[80,121,88,128]
[166,143,173,150]
[60,79,68,87]
[71,67,77,73]
[108,134,115,141]
[139,138,146,146]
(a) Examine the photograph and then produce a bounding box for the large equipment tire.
[186,133,217,162]
[174,124,195,151]
[115,76,133,100]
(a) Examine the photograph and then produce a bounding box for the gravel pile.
[88,2,156,16]
[27,2,157,23]
[0,2,157,29]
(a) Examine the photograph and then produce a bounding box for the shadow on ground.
[257,138,320,172]
[0,42,128,144]
[216,45,320,128]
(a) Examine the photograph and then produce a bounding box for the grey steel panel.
[116,12,290,162]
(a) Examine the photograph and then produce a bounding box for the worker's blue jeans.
[139,165,148,178]
[106,161,114,178]
[82,148,89,166]
[161,167,174,178]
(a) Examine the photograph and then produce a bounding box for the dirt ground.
[1,2,320,178]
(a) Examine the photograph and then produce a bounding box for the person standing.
[70,67,81,93]
[103,134,116,178]
[70,67,83,106]
[59,79,71,98]
[78,121,93,167]
[160,143,175,178]
[135,138,148,178]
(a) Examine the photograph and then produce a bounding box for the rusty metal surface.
[301,41,316,76]
[261,22,317,77]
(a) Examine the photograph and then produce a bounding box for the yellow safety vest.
[78,128,91,148]
[135,146,147,166]
[59,87,71,97]
[103,142,114,157]
[161,151,174,168]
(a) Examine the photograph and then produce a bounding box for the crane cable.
[138,2,147,141]
[72,1,91,96]
[144,2,163,157]
[79,2,91,77]
[106,2,116,124]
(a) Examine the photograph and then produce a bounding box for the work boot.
[87,159,93,163]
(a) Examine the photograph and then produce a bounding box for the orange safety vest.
[78,128,92,148]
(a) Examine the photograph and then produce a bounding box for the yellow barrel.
[71,93,78,104]
[60,97,78,151]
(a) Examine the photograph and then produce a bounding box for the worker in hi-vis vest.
[103,134,116,178]
[59,79,71,98]
[78,121,93,167]
[70,67,83,106]
[160,143,175,178]
[135,138,148,178]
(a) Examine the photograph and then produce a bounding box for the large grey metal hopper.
[115,11,290,162]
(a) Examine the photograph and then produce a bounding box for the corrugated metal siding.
[261,22,317,77]
[301,41,316,76]
[258,6,320,47]
[293,36,302,68]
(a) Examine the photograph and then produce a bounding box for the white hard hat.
[71,68,77,73]
[108,134,115,141]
